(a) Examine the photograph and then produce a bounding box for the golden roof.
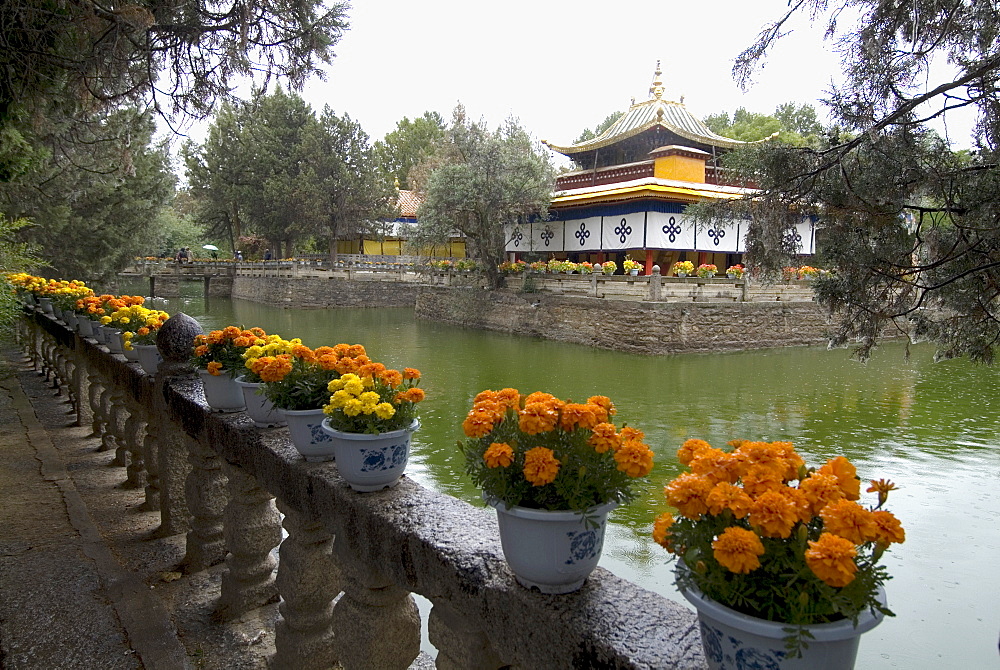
[544,61,745,155]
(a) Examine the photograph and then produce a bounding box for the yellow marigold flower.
[344,378,365,396]
[588,422,620,453]
[818,456,861,501]
[749,490,798,539]
[483,442,514,468]
[343,399,364,416]
[871,510,905,545]
[706,482,753,518]
[664,473,714,519]
[100,316,111,324]
[374,403,395,420]
[359,391,381,406]
[206,361,223,376]
[523,446,560,486]
[677,438,712,465]
[690,448,739,485]
[820,499,877,544]
[652,512,675,551]
[800,472,845,515]
[614,440,654,478]
[518,402,559,435]
[712,527,765,574]
[328,390,351,408]
[805,533,858,587]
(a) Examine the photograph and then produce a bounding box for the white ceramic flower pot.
[38,297,53,314]
[235,377,285,427]
[105,328,124,354]
[197,369,245,412]
[122,338,139,362]
[488,499,616,594]
[283,408,334,461]
[629,268,639,276]
[77,318,94,338]
[134,344,162,375]
[320,419,418,492]
[681,584,885,670]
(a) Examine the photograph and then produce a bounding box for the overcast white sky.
[171,0,976,166]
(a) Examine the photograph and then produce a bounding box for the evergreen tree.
[375,112,447,190]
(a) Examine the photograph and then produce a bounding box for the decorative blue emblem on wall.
[662,216,682,243]
[564,529,600,565]
[540,227,554,247]
[575,222,590,246]
[309,423,331,444]
[707,226,726,246]
[511,227,524,248]
[614,218,632,244]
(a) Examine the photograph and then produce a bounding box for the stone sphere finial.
[156,313,203,364]
[652,264,661,275]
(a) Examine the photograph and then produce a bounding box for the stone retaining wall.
[414,287,835,355]
[232,275,421,308]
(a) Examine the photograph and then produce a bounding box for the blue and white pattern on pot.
[564,527,601,565]
[700,621,784,670]
[360,442,408,472]
[308,422,332,444]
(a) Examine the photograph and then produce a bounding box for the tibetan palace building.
[505,63,815,274]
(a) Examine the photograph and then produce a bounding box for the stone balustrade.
[19,306,707,669]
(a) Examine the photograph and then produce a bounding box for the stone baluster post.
[71,350,90,428]
[102,385,124,457]
[649,264,662,301]
[139,426,161,512]
[271,502,339,670]
[214,462,280,620]
[87,367,105,438]
[329,536,420,670]
[181,434,228,572]
[122,395,148,489]
[429,603,505,670]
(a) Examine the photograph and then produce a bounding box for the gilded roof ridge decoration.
[544,62,751,155]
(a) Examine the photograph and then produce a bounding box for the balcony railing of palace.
[18,305,708,669]
[123,259,818,304]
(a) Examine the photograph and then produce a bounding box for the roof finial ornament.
[649,60,665,100]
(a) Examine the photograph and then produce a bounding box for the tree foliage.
[704,103,825,146]
[0,111,173,281]
[375,112,447,190]
[712,0,1000,362]
[415,106,554,289]
[0,0,349,182]
[185,89,395,259]
[574,111,625,143]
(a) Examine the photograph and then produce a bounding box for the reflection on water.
[136,280,1000,668]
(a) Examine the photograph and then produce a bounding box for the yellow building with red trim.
[505,63,815,274]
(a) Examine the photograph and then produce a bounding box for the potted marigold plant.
[254,343,370,461]
[622,256,643,275]
[461,389,655,593]
[320,365,425,491]
[672,260,695,277]
[601,260,617,275]
[696,263,718,279]
[726,264,745,279]
[654,438,903,667]
[237,334,299,427]
[191,326,269,412]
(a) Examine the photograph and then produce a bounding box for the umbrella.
[202,244,220,251]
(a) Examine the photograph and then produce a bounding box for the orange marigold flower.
[588,423,620,453]
[871,510,906,545]
[800,472,845,515]
[820,499,877,544]
[749,490,798,538]
[259,355,292,382]
[559,403,599,431]
[677,438,712,465]
[380,369,404,388]
[770,441,806,481]
[777,485,813,524]
[519,402,559,435]
[818,456,861,501]
[346,344,367,358]
[194,344,209,357]
[523,447,560,486]
[620,426,645,443]
[483,442,514,468]
[334,357,360,374]
[136,327,150,336]
[706,482,753,518]
[403,367,421,380]
[741,463,784,499]
[867,478,898,507]
[222,325,241,338]
[395,388,425,404]
[206,361,223,376]
[249,327,266,338]
[690,448,739,485]
[523,391,558,406]
[665,473,714,519]
[193,334,208,346]
[313,346,336,358]
[613,440,654,478]
[712,527,765,574]
[495,388,520,409]
[473,390,498,404]
[291,344,317,362]
[805,533,858,587]
[316,354,340,370]
[586,395,616,419]
[652,512,675,551]
[462,408,497,438]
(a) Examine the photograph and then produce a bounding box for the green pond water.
[133,281,999,668]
